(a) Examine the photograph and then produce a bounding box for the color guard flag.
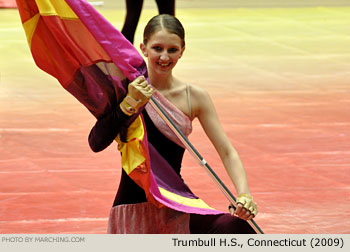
[16,0,222,215]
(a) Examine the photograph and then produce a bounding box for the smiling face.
[140,29,185,76]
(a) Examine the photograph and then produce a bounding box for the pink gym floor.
[0,0,349,234]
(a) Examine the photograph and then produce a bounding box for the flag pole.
[149,97,264,234]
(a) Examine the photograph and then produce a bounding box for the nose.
[160,51,169,61]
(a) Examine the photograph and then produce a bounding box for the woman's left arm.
[191,86,257,220]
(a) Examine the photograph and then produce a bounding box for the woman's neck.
[148,71,174,91]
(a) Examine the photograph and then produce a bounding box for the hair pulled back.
[143,14,185,47]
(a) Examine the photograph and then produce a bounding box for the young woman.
[89,14,258,234]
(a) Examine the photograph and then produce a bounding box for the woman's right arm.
[88,105,130,152]
[88,75,153,152]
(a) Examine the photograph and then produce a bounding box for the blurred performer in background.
[121,0,175,44]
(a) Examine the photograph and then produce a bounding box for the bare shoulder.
[189,84,211,101]
[188,84,214,118]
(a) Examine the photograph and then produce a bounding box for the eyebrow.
[151,43,180,48]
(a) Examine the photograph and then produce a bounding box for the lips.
[157,62,171,67]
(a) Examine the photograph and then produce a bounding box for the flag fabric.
[16,0,222,215]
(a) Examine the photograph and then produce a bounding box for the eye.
[152,46,162,51]
[168,48,179,53]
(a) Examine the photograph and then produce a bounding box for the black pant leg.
[121,0,144,44]
[155,0,175,15]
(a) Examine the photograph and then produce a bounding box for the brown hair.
[143,14,185,47]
